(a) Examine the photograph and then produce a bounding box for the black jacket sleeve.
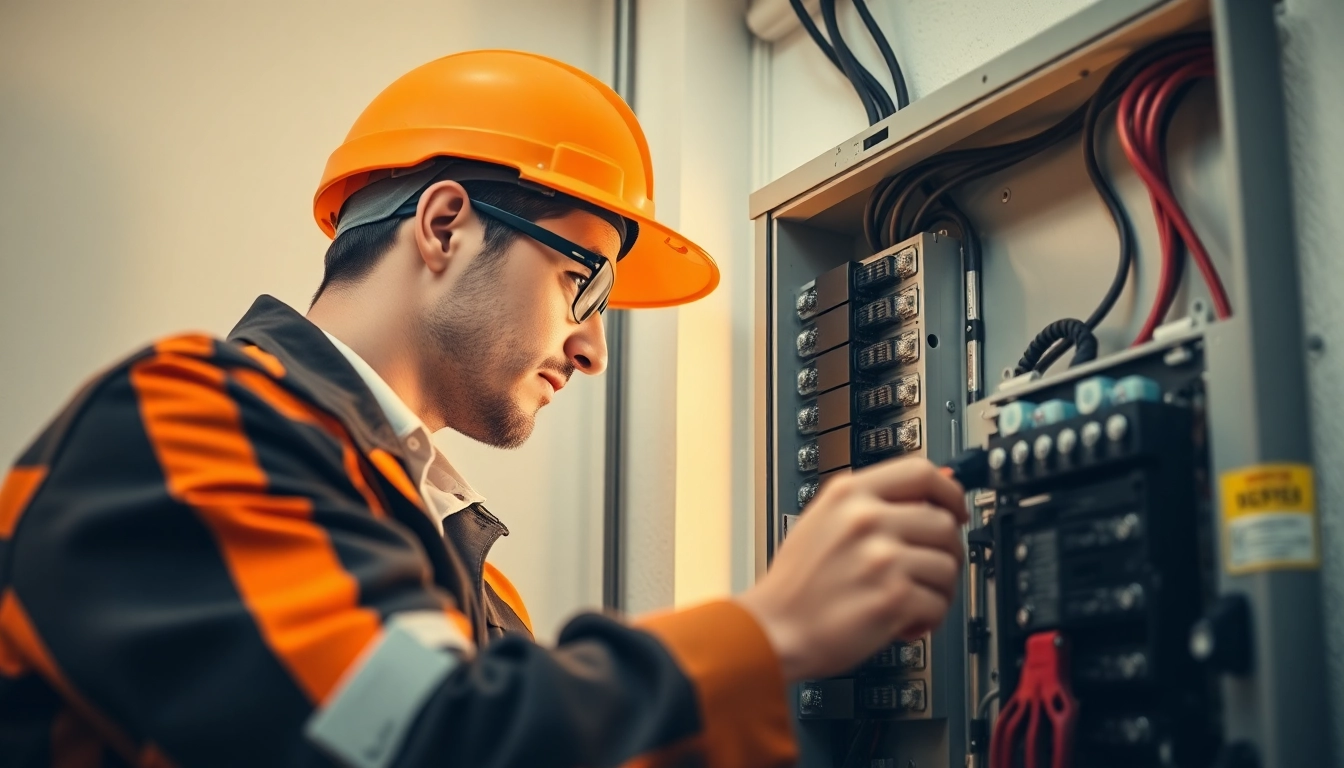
[0,338,795,768]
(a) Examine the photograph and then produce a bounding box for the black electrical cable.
[852,0,909,109]
[849,0,913,108]
[839,720,875,768]
[790,0,895,123]
[930,204,980,272]
[865,34,1213,381]
[1033,31,1212,372]
[789,0,842,68]
[820,0,890,123]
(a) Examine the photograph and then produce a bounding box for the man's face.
[417,207,618,448]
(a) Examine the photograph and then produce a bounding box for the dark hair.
[311,180,579,304]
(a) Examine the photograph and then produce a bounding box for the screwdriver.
[940,447,990,490]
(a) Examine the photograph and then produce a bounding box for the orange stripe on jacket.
[631,600,797,768]
[130,350,380,706]
[230,368,387,520]
[0,466,46,539]
[368,448,426,512]
[239,344,286,378]
[483,563,533,635]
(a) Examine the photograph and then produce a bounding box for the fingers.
[886,544,960,603]
[884,582,950,641]
[872,503,965,563]
[851,457,969,524]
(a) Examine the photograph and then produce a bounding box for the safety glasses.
[470,200,614,324]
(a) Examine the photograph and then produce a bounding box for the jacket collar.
[226,295,405,459]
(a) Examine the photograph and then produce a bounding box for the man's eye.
[567,272,590,289]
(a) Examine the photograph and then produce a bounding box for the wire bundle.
[1116,43,1232,344]
[790,0,909,124]
[861,33,1228,377]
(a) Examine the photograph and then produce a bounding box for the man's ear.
[413,180,473,274]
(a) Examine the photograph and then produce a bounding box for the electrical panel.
[786,233,966,763]
[984,342,1219,766]
[754,1,1330,767]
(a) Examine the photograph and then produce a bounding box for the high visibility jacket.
[0,295,796,768]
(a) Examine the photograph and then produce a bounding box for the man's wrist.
[736,593,808,683]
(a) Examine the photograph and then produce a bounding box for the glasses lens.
[575,261,614,322]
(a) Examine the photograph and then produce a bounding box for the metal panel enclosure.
[752,0,1331,766]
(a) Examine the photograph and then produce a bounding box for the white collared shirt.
[322,330,485,532]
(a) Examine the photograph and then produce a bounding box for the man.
[0,50,967,767]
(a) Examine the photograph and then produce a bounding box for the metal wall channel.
[602,0,636,612]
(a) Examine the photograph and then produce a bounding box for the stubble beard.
[418,260,536,450]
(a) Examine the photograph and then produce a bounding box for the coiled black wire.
[1014,319,1098,375]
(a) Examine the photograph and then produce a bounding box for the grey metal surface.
[750,0,1206,221]
[601,0,636,612]
[1279,0,1344,760]
[1201,0,1331,763]
[957,77,1228,387]
[770,230,969,765]
[754,214,775,582]
[755,0,1333,763]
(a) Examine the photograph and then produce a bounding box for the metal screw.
[988,447,1007,470]
[1106,413,1129,442]
[1057,428,1078,455]
[945,400,957,413]
[1034,434,1053,461]
[1116,513,1140,541]
[1081,421,1103,448]
[1001,188,1011,203]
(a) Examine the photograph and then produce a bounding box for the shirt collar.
[320,330,426,440]
[318,329,487,516]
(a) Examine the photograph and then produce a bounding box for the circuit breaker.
[784,233,967,764]
[753,1,1330,766]
[983,344,1217,765]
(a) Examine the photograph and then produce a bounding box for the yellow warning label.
[1220,464,1319,574]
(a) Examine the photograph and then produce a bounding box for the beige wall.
[0,0,611,643]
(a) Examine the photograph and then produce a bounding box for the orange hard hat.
[314,49,718,309]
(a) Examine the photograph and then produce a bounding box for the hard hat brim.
[316,142,720,310]
[524,167,719,310]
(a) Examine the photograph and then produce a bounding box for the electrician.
[0,50,967,767]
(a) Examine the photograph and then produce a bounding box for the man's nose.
[565,311,607,375]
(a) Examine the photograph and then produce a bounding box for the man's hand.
[738,457,968,683]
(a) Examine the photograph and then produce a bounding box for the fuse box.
[752,0,1328,766]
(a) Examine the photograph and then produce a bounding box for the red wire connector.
[990,631,1080,768]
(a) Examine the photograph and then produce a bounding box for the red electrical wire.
[1121,58,1187,343]
[1116,45,1233,345]
[1123,51,1204,342]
